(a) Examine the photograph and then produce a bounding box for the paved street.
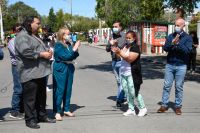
[0,43,200,133]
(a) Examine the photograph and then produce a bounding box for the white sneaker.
[55,113,63,121]
[138,107,147,117]
[46,87,51,92]
[123,109,136,116]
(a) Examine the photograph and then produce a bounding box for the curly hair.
[22,16,40,35]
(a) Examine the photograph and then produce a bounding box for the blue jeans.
[161,64,187,108]
[11,65,23,112]
[111,60,125,102]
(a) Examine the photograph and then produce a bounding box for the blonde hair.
[57,27,69,42]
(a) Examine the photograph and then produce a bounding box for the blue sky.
[8,0,97,18]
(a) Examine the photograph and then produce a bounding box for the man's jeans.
[11,65,23,113]
[161,64,187,108]
[112,60,125,102]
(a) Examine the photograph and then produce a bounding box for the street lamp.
[64,0,72,29]
[69,0,72,31]
[0,1,4,44]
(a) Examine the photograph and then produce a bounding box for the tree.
[41,15,48,26]
[164,0,200,14]
[56,9,65,30]
[96,0,200,27]
[71,15,99,32]
[188,12,200,32]
[95,0,106,19]
[3,1,39,31]
[95,0,164,27]
[139,0,164,20]
[47,7,56,32]
[96,0,140,27]
[1,0,8,13]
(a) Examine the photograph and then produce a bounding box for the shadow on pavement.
[141,56,200,83]
[141,56,166,80]
[70,104,85,113]
[78,61,113,72]
[185,73,200,83]
[107,96,117,102]
[47,104,85,117]
[78,55,200,83]
[0,107,10,122]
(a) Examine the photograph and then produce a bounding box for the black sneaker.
[0,116,4,122]
[116,101,122,108]
[26,121,40,129]
[9,111,24,119]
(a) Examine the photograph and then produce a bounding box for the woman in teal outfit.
[53,27,81,121]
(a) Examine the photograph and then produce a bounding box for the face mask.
[126,39,134,44]
[65,35,71,41]
[113,28,119,34]
[175,26,181,33]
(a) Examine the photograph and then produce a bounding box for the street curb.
[82,42,106,50]
[82,42,200,65]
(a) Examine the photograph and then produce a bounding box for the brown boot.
[175,108,182,115]
[157,106,168,113]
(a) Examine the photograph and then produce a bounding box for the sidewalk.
[84,41,200,74]
[84,42,200,64]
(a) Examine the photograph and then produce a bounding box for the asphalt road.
[0,43,200,133]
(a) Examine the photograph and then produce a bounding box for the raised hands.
[111,46,120,54]
[109,39,118,46]
[73,40,81,51]
[172,34,180,45]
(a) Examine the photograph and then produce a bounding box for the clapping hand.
[40,50,52,59]
[111,46,120,54]
[73,40,81,51]
[172,34,180,44]
[109,39,118,46]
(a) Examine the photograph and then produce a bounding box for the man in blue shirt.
[157,18,192,115]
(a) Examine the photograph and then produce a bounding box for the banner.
[152,25,167,46]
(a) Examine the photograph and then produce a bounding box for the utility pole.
[0,1,4,44]
[70,0,72,31]
[17,9,20,23]
[105,0,107,21]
